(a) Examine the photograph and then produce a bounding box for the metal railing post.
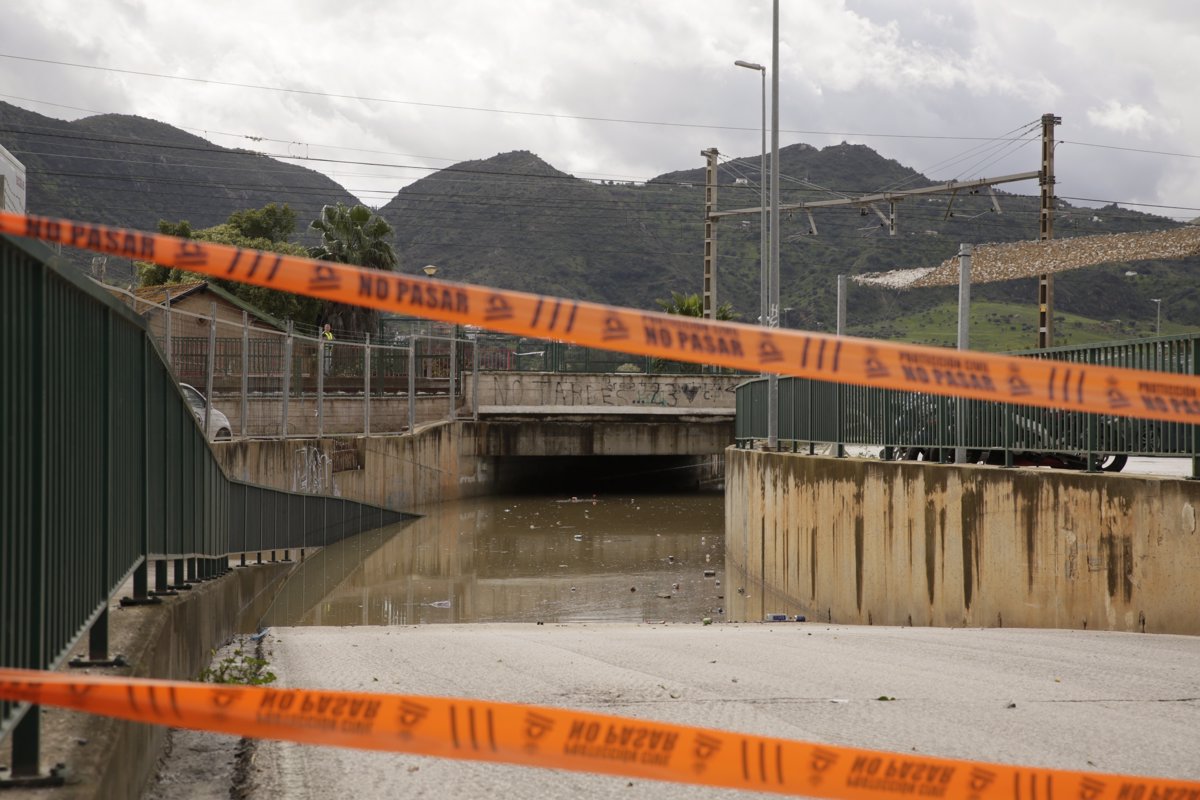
[408,337,417,432]
[472,334,480,422]
[316,328,325,439]
[804,379,813,455]
[281,321,292,438]
[240,311,248,438]
[164,288,173,367]
[364,333,372,436]
[1193,338,1199,479]
[1085,413,1099,473]
[204,302,216,439]
[955,244,971,464]
[449,327,458,421]
[1003,405,1015,468]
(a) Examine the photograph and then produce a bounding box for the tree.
[138,206,321,325]
[226,203,296,242]
[308,203,399,339]
[655,291,738,321]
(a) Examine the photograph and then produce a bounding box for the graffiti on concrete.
[489,374,737,408]
[292,445,341,495]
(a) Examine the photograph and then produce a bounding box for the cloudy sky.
[2,0,1198,219]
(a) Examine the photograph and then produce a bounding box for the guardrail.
[0,234,406,780]
[735,334,1200,477]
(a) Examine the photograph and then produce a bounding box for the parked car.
[180,383,232,441]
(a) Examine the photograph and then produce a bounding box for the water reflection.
[260,493,725,627]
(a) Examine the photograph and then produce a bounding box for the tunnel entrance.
[490,454,723,494]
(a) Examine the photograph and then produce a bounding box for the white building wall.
[0,142,27,214]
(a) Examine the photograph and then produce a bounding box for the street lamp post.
[768,0,781,450]
[1152,298,1162,337]
[734,59,767,347]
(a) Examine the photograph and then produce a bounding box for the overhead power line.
[1061,140,1200,161]
[1058,196,1200,214]
[7,120,1192,225]
[0,53,1081,143]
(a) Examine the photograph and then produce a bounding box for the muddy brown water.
[259,492,726,627]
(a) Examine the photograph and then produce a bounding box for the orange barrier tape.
[2,668,1196,799]
[3,210,1200,426]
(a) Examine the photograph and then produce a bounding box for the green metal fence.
[735,334,1200,476]
[1,234,405,780]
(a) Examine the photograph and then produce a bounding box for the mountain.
[381,142,1192,334]
[0,101,358,279]
[2,101,1194,339]
[378,150,701,310]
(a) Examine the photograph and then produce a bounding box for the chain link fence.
[108,288,741,439]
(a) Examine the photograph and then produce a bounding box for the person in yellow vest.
[321,323,334,376]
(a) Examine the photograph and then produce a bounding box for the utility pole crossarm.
[708,171,1040,219]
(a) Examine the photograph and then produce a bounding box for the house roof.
[110,280,287,331]
[128,281,207,306]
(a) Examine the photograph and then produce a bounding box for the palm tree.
[655,291,737,321]
[309,203,399,340]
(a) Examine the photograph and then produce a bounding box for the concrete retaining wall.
[214,421,494,510]
[39,563,290,800]
[725,450,1200,634]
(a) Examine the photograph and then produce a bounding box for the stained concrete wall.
[214,415,733,510]
[466,372,741,411]
[214,421,495,510]
[725,450,1200,634]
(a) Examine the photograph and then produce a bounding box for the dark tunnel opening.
[490,455,724,495]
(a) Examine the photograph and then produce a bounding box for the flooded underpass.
[260,491,726,627]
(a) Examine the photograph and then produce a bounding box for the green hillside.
[848,300,1194,352]
[3,100,1197,343]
